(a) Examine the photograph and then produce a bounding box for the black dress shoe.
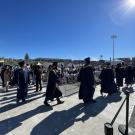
[44,101,51,106]
[83,99,90,104]
[108,93,112,96]
[22,99,27,103]
[90,99,96,103]
[16,99,19,104]
[100,91,103,96]
[57,100,64,105]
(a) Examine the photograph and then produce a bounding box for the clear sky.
[0,0,135,60]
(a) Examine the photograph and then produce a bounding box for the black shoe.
[90,99,96,103]
[108,93,112,96]
[22,99,26,103]
[83,101,89,104]
[39,87,42,91]
[100,91,103,96]
[16,99,19,104]
[83,99,90,104]
[57,100,64,105]
[44,101,51,106]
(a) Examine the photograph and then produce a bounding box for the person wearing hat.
[16,61,30,103]
[44,62,64,106]
[77,57,96,103]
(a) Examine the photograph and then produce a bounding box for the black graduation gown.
[78,66,95,100]
[115,67,124,87]
[0,67,6,87]
[45,70,62,101]
[99,68,106,92]
[99,68,116,94]
[125,67,134,85]
[17,69,30,100]
[132,66,135,79]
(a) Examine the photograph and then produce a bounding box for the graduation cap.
[84,57,90,64]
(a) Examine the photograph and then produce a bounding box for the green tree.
[24,53,30,60]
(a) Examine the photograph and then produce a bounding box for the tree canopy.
[24,53,30,60]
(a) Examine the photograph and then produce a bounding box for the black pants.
[1,77,5,87]
[17,88,26,101]
[36,78,42,91]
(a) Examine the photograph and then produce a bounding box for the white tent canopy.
[37,62,42,66]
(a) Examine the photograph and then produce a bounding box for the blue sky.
[0,0,135,60]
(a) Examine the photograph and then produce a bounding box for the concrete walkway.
[0,83,135,135]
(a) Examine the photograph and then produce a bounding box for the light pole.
[111,35,117,67]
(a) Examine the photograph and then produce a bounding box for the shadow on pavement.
[0,85,122,135]
[30,93,122,135]
[106,92,122,103]
[0,91,45,104]
[0,105,52,135]
[0,91,17,97]
[0,94,45,113]
[0,86,46,98]
[122,87,134,94]
[129,106,135,129]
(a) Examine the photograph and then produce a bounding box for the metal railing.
[104,90,135,135]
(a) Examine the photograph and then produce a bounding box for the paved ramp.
[0,84,135,135]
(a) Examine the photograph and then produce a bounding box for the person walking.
[125,65,134,87]
[0,66,6,88]
[115,63,125,90]
[78,57,96,104]
[99,63,117,96]
[3,65,11,92]
[16,61,30,104]
[34,65,42,92]
[44,62,64,106]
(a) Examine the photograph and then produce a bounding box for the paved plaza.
[0,83,135,135]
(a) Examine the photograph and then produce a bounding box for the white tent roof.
[37,62,42,65]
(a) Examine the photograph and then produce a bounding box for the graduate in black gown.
[44,62,64,106]
[78,57,96,104]
[99,67,106,95]
[132,65,135,82]
[16,61,30,103]
[115,63,125,90]
[125,65,134,87]
[99,63,117,96]
[0,66,6,87]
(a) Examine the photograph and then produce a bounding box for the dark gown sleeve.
[12,69,19,85]
[77,68,83,82]
[27,71,30,84]
[99,70,103,80]
[90,68,95,85]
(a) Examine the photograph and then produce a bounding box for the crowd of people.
[77,58,135,104]
[0,58,135,106]
[0,61,79,104]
